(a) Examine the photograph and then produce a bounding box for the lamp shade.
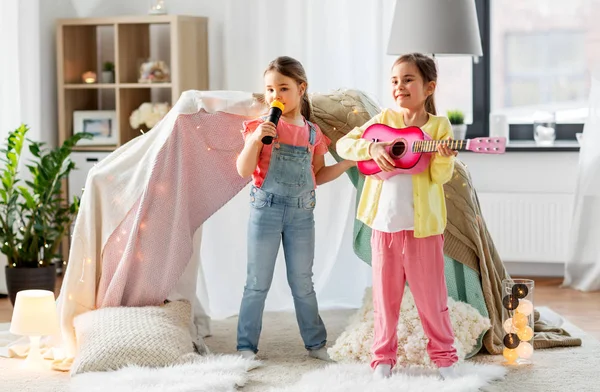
[387,0,482,56]
[10,290,59,336]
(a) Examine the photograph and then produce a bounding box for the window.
[436,57,474,124]
[490,0,598,124]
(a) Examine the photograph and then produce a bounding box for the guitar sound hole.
[390,142,406,158]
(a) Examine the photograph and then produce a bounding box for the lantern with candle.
[82,71,97,84]
[501,278,535,365]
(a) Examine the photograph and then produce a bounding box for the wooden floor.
[1,276,599,339]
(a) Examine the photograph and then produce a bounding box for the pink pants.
[370,229,458,369]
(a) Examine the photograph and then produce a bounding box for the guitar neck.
[413,139,468,153]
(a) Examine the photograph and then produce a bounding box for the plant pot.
[5,264,57,306]
[101,71,114,83]
[451,124,467,140]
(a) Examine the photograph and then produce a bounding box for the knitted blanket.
[309,88,581,354]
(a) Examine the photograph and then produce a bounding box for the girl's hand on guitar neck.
[437,140,458,158]
[369,141,396,172]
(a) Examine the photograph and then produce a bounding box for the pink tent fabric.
[54,91,267,359]
[97,111,251,307]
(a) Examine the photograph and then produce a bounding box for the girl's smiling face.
[391,61,435,111]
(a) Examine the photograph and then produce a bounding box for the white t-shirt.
[370,174,414,233]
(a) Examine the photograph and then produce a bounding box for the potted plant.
[447,109,467,140]
[101,61,115,83]
[1,124,91,305]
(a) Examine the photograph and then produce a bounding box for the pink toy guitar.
[357,124,506,180]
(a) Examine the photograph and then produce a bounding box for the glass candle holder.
[533,111,556,146]
[501,278,535,365]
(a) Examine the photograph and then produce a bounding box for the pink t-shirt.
[242,117,331,188]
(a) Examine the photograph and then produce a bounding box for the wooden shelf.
[72,145,117,152]
[56,15,209,262]
[119,83,172,88]
[57,15,208,149]
[64,83,173,89]
[64,84,117,89]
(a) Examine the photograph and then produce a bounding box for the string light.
[516,299,533,316]
[502,294,519,310]
[516,341,533,359]
[517,325,534,341]
[503,333,520,349]
[503,347,518,364]
[503,318,515,334]
[512,312,528,329]
[512,283,529,299]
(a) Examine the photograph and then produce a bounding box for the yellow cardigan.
[336,109,455,238]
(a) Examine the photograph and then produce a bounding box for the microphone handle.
[262,107,282,145]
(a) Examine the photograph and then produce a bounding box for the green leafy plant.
[0,124,92,268]
[447,110,465,125]
[102,61,115,72]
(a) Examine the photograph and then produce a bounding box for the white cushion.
[71,300,196,375]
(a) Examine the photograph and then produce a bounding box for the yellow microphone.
[262,100,285,145]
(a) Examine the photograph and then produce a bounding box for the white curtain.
[0,1,25,295]
[564,70,600,291]
[222,0,398,107]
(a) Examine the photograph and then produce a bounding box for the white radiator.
[477,193,574,263]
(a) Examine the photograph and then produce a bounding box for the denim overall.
[236,121,327,353]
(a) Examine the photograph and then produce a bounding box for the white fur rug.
[0,307,598,391]
[269,362,506,392]
[70,354,259,392]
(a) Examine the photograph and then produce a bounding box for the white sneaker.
[308,347,334,362]
[238,350,256,360]
[373,364,392,380]
[439,365,459,380]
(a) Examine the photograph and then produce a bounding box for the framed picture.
[73,110,118,146]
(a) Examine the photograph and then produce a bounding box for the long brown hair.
[264,56,312,119]
[392,53,438,115]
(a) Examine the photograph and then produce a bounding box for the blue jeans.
[236,187,327,353]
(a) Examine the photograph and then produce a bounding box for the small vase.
[501,278,535,365]
[101,71,114,83]
[451,124,467,140]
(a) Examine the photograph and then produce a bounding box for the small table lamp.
[387,0,483,57]
[10,290,59,368]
